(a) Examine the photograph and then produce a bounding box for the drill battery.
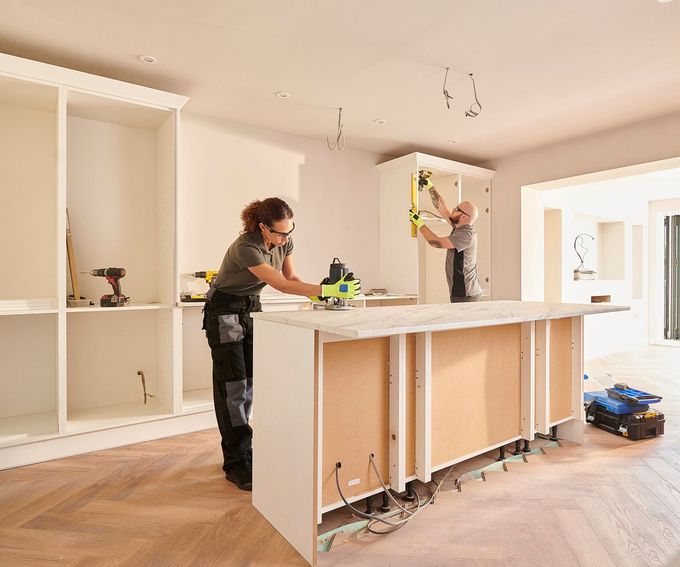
[584,389,664,441]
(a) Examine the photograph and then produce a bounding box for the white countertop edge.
[176,293,418,307]
[251,301,630,339]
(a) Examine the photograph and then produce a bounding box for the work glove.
[321,273,361,299]
[418,176,433,190]
[409,208,424,230]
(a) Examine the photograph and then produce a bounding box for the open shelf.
[0,76,58,302]
[181,308,213,413]
[67,398,172,435]
[0,412,59,448]
[65,89,176,308]
[67,303,172,313]
[182,388,214,413]
[0,299,58,317]
[67,309,175,434]
[0,314,58,446]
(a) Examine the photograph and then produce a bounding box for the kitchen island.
[250,301,627,565]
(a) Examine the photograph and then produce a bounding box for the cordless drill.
[193,271,218,285]
[89,268,130,307]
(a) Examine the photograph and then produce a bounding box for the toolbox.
[584,384,664,441]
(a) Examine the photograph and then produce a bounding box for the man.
[409,178,482,302]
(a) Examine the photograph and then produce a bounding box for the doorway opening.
[521,156,680,359]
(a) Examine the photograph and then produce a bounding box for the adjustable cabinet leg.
[379,491,391,513]
[513,440,522,455]
[550,425,558,441]
[402,481,416,502]
[522,439,531,453]
[496,445,506,461]
[364,496,374,515]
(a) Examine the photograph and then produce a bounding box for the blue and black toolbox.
[584,383,664,440]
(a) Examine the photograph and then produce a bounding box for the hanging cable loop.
[327,107,345,150]
[465,73,482,117]
[442,67,454,110]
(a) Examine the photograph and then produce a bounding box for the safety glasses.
[265,222,295,237]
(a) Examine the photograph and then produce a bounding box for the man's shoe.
[226,463,252,491]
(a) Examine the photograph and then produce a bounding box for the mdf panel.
[549,317,573,422]
[406,334,416,477]
[322,338,389,507]
[431,324,521,468]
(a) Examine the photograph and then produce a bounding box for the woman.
[203,197,360,490]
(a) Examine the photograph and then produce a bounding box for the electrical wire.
[465,73,482,117]
[442,67,454,110]
[326,107,345,150]
[418,209,447,222]
[333,463,416,529]
[333,458,457,538]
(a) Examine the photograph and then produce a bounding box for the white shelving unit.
[377,152,494,303]
[0,52,219,470]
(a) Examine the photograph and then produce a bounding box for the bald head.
[452,201,478,226]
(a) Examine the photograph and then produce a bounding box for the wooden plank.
[430,324,522,469]
[66,208,80,301]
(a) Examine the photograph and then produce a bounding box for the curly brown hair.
[241,198,294,233]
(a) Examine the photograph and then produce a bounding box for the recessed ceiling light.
[658,0,673,3]
[373,119,387,125]
[446,139,457,144]
[137,55,157,64]
[275,91,291,99]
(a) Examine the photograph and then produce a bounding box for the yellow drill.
[193,271,219,285]
[180,271,219,302]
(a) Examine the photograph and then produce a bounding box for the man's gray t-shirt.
[445,224,482,299]
[213,232,294,296]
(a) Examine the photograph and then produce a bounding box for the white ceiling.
[2,0,680,162]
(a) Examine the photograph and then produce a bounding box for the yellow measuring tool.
[410,172,418,238]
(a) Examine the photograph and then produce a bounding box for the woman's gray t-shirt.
[213,231,294,296]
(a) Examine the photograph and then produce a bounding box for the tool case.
[584,386,664,440]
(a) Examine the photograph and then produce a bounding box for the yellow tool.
[410,173,418,238]
[193,271,219,285]
[179,271,219,303]
[411,171,433,237]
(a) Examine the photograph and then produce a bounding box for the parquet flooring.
[2,346,680,566]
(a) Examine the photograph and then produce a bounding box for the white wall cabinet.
[0,53,222,470]
[377,153,494,302]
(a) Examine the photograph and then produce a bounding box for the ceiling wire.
[327,107,345,150]
[442,67,454,110]
[465,73,482,117]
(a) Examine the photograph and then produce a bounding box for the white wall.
[486,109,680,300]
[178,113,386,295]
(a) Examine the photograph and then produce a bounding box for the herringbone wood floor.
[2,346,680,566]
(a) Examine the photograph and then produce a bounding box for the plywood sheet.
[431,324,521,468]
[550,317,573,422]
[322,338,389,507]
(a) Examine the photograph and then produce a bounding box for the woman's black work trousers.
[203,290,262,472]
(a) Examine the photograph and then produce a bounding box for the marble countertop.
[250,300,629,338]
